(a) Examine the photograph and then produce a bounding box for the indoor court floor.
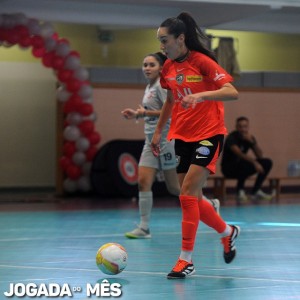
[0,193,300,300]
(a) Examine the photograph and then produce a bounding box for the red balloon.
[85,146,98,161]
[32,47,46,58]
[42,51,55,67]
[19,36,32,48]
[57,69,73,82]
[52,32,59,41]
[79,120,94,135]
[87,131,101,145]
[31,35,44,48]
[66,164,81,179]
[66,78,82,93]
[63,142,76,157]
[69,50,80,58]
[6,28,20,44]
[77,103,93,116]
[52,55,65,70]
[59,156,72,171]
[14,25,29,37]
[63,100,82,114]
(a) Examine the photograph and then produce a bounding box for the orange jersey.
[160,51,233,142]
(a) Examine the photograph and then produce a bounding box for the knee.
[166,184,180,196]
[138,175,152,192]
[262,158,273,171]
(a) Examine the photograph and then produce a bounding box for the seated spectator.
[221,116,273,203]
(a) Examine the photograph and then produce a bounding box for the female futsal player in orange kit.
[151,12,240,279]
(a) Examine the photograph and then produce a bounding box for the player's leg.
[251,158,273,200]
[125,143,157,239]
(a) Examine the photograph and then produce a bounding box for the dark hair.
[160,12,217,63]
[146,52,167,66]
[236,116,249,123]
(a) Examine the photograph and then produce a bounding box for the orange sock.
[198,199,226,233]
[180,195,199,251]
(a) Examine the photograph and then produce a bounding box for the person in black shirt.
[221,116,273,203]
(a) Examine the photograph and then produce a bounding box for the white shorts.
[139,134,177,170]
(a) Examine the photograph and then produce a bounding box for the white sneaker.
[210,198,220,215]
[237,189,248,203]
[125,227,151,239]
[251,189,273,201]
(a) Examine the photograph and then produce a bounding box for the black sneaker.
[167,259,195,279]
[221,225,240,264]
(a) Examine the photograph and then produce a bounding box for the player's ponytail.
[161,12,217,63]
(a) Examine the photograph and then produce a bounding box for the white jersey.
[142,78,170,135]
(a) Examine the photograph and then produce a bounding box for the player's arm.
[230,144,264,173]
[151,90,174,156]
[181,83,238,109]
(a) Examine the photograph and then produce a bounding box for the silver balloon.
[55,42,71,57]
[83,112,97,122]
[77,176,91,192]
[27,18,41,35]
[78,85,93,99]
[63,178,78,193]
[67,112,82,125]
[44,37,57,51]
[57,86,71,102]
[72,151,86,166]
[73,67,89,81]
[63,125,81,141]
[76,137,90,152]
[39,22,54,38]
[64,55,81,70]
[82,97,94,104]
[13,13,28,26]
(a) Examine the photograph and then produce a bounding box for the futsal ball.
[96,243,128,275]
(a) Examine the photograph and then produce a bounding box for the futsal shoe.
[167,259,195,279]
[125,227,151,239]
[237,189,248,204]
[221,225,241,264]
[251,189,273,202]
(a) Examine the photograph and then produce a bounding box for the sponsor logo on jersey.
[199,140,213,146]
[186,75,202,82]
[196,146,210,156]
[176,74,184,84]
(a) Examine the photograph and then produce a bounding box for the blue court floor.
[0,196,300,300]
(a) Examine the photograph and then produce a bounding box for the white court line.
[0,264,300,285]
[0,226,298,242]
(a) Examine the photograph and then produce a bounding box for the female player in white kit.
[121,52,219,239]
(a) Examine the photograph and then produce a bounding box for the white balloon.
[39,22,54,38]
[63,125,81,141]
[27,18,41,35]
[72,151,86,166]
[82,162,92,176]
[82,97,94,104]
[76,137,90,152]
[77,176,91,192]
[63,178,78,193]
[74,67,89,81]
[78,85,93,99]
[67,112,82,125]
[57,86,71,102]
[44,37,57,51]
[83,112,97,122]
[64,55,81,70]
[55,42,70,57]
[14,13,28,26]
[2,15,16,28]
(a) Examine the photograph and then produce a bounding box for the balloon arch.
[0,13,101,193]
